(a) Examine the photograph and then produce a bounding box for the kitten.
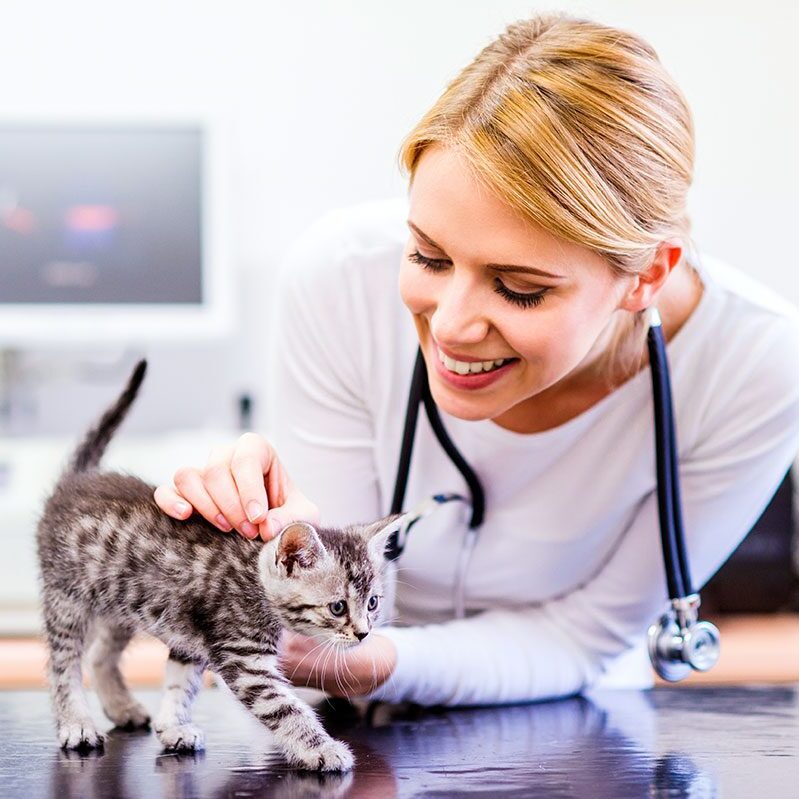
[36,359,404,772]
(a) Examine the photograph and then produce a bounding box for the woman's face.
[399,145,636,426]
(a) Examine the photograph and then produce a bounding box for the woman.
[154,13,799,706]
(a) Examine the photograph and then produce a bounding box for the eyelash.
[407,251,549,309]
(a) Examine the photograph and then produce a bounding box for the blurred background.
[1,0,798,686]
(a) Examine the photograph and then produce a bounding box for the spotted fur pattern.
[36,360,403,772]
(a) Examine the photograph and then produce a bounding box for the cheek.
[500,305,589,380]
[398,257,433,316]
[496,306,561,361]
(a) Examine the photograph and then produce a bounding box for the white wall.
[0,0,796,437]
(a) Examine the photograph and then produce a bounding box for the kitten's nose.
[355,631,368,641]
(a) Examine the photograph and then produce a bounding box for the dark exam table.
[4,471,797,797]
[1,682,796,798]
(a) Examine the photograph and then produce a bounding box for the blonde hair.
[399,12,697,388]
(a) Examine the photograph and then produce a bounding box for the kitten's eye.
[367,596,379,612]
[328,600,347,617]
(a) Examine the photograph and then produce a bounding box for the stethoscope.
[385,307,721,682]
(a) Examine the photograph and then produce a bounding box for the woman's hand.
[153,432,320,541]
[278,630,397,698]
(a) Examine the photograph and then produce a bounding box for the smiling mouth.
[436,346,519,375]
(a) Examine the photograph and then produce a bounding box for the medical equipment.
[385,307,721,682]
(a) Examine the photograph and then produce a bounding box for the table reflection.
[4,685,797,798]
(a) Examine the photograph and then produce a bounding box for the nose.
[354,631,368,641]
[430,275,489,345]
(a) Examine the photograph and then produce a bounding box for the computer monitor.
[0,117,232,345]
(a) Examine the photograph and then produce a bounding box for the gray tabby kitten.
[36,359,404,772]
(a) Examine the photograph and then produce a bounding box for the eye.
[407,250,549,310]
[328,600,347,617]
[492,279,549,309]
[367,595,380,612]
[408,249,449,271]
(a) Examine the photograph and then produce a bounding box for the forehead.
[318,530,376,599]
[409,145,610,281]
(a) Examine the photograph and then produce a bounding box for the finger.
[265,454,289,512]
[260,457,290,538]
[229,433,274,525]
[153,483,193,520]
[261,492,320,541]
[172,466,233,533]
[203,445,257,539]
[258,455,320,540]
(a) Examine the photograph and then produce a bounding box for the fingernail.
[241,521,258,539]
[215,514,233,532]
[247,501,264,523]
[175,501,190,516]
[268,514,284,535]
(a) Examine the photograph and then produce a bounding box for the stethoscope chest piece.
[647,593,721,682]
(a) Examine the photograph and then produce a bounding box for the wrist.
[327,633,397,698]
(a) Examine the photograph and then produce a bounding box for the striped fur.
[36,361,401,772]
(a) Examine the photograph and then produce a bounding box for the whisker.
[338,646,358,694]
[286,634,329,683]
[366,647,394,691]
[311,638,332,687]
[333,646,348,696]
[320,639,338,693]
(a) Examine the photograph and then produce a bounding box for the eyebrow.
[407,220,567,280]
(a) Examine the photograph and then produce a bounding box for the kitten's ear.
[275,522,327,577]
[360,512,410,560]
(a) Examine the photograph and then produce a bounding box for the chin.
[431,391,505,422]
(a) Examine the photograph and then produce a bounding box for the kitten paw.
[58,721,105,751]
[156,723,205,752]
[291,738,355,772]
[107,701,151,730]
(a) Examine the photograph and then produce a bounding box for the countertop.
[2,683,797,798]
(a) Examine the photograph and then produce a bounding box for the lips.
[435,341,513,364]
[431,342,519,390]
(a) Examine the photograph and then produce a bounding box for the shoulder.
[277,197,408,292]
[698,252,799,324]
[694,252,799,383]
[698,254,799,367]
[269,198,416,405]
[683,252,799,439]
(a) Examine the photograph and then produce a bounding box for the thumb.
[264,509,289,539]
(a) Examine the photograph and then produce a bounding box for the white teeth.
[437,347,509,375]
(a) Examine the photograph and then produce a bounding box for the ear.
[618,240,684,314]
[360,512,410,561]
[274,522,327,577]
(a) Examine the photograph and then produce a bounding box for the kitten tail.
[69,359,148,473]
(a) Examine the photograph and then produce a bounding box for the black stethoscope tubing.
[388,346,485,553]
[648,310,693,599]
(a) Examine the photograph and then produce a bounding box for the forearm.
[360,609,602,707]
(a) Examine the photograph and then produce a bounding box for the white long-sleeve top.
[264,197,799,707]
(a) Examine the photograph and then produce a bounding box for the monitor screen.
[0,126,203,305]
